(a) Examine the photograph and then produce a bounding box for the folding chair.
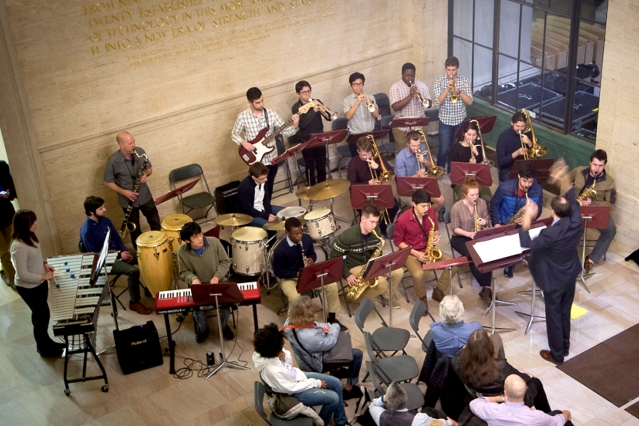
[408,299,434,353]
[364,331,419,383]
[354,297,409,357]
[366,361,424,410]
[169,163,216,220]
[253,381,313,426]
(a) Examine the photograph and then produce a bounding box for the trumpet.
[309,98,337,120]
[448,80,459,103]
[521,109,547,159]
[417,129,444,179]
[469,119,495,167]
[408,80,432,109]
[357,88,376,112]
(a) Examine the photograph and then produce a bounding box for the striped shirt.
[434,75,472,125]
[231,108,297,165]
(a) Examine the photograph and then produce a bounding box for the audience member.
[430,295,483,357]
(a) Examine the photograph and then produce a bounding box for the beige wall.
[0,0,448,255]
[596,0,639,249]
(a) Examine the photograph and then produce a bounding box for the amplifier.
[214,180,240,215]
[113,321,163,375]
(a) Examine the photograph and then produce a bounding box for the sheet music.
[474,226,547,263]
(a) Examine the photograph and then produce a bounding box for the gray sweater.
[10,240,45,289]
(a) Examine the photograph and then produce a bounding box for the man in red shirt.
[393,189,455,306]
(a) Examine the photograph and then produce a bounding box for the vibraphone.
[47,252,117,396]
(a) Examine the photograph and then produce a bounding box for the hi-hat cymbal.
[214,213,252,227]
[306,179,351,201]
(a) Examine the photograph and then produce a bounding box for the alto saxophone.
[577,174,598,205]
[425,214,442,263]
[346,229,383,300]
[120,149,149,238]
[507,188,529,225]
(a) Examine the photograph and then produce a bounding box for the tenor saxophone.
[507,188,529,225]
[120,149,149,238]
[346,230,383,300]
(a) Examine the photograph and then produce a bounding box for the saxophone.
[425,214,442,263]
[507,188,529,225]
[346,229,383,300]
[120,149,149,238]
[577,174,598,205]
[473,201,482,232]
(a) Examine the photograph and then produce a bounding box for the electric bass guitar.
[238,103,314,165]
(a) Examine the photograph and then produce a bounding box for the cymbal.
[214,213,252,227]
[305,179,351,201]
[296,186,311,201]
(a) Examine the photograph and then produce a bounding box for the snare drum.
[304,208,336,240]
[161,213,193,250]
[277,206,307,220]
[136,231,174,298]
[231,226,268,276]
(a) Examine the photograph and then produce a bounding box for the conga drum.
[136,231,174,297]
[161,213,193,250]
[231,227,267,276]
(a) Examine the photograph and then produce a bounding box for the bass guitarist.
[231,87,299,195]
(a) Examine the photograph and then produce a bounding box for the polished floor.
[1,165,638,426]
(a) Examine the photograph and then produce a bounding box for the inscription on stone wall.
[83,0,336,67]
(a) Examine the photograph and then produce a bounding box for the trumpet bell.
[366,102,376,113]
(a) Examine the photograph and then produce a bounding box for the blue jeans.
[348,348,363,385]
[293,372,347,425]
[437,121,462,172]
[249,205,284,228]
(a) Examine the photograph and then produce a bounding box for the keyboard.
[155,282,260,315]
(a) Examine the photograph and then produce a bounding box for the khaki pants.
[280,278,342,314]
[0,225,15,285]
[347,265,403,301]
[392,128,409,154]
[404,252,455,299]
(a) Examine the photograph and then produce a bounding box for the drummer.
[79,196,151,315]
[238,162,283,231]
[272,218,347,329]
[177,222,234,343]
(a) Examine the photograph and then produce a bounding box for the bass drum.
[136,231,174,298]
[231,227,267,276]
[161,213,193,251]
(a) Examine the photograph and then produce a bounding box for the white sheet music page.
[474,234,523,263]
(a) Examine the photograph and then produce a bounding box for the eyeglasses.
[299,90,311,95]
[351,82,364,87]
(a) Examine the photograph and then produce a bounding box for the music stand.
[154,177,201,205]
[297,257,344,323]
[454,116,497,138]
[350,184,395,210]
[450,162,493,187]
[396,177,442,198]
[389,117,430,129]
[271,141,308,166]
[578,205,609,292]
[361,247,411,327]
[423,256,470,296]
[509,159,554,183]
[306,130,348,180]
[193,283,249,378]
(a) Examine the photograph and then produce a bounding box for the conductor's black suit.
[519,188,582,363]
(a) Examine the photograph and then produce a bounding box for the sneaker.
[503,266,514,278]
[584,256,593,273]
[333,319,349,332]
[376,295,389,307]
[479,287,492,304]
[342,385,363,400]
[195,329,209,343]
[129,302,152,315]
[431,287,445,303]
[222,326,235,341]
[390,297,401,309]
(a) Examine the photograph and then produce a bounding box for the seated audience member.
[453,329,552,413]
[430,295,483,358]
[282,296,363,400]
[177,222,233,343]
[253,323,349,426]
[238,162,283,229]
[273,218,344,327]
[470,374,573,426]
[369,381,457,426]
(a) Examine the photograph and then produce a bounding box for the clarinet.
[120,150,149,238]
[299,241,307,267]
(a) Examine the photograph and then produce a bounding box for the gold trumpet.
[417,129,444,179]
[408,80,432,109]
[521,109,547,159]
[469,119,495,167]
[449,80,459,103]
[309,98,337,120]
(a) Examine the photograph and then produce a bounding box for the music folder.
[191,283,243,305]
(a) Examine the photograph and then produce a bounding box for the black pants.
[16,282,58,351]
[544,282,575,363]
[450,236,492,287]
[526,377,552,413]
[302,145,327,186]
[123,199,161,248]
[266,163,279,196]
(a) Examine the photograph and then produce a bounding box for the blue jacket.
[490,178,543,225]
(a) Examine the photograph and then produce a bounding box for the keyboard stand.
[206,294,249,378]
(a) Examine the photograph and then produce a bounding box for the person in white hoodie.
[253,323,350,426]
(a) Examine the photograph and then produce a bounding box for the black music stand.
[450,162,493,186]
[154,177,201,205]
[578,205,609,293]
[306,130,349,180]
[361,247,411,327]
[423,256,470,295]
[196,283,249,378]
[396,177,442,198]
[509,159,555,183]
[297,257,344,323]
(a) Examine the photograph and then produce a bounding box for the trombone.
[469,119,495,167]
[309,98,337,120]
[416,128,444,179]
[365,135,393,225]
[520,109,547,159]
[408,80,432,109]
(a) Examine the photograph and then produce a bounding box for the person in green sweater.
[177,222,233,343]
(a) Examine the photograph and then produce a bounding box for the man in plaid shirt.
[231,87,299,195]
[434,56,473,173]
[389,62,432,154]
